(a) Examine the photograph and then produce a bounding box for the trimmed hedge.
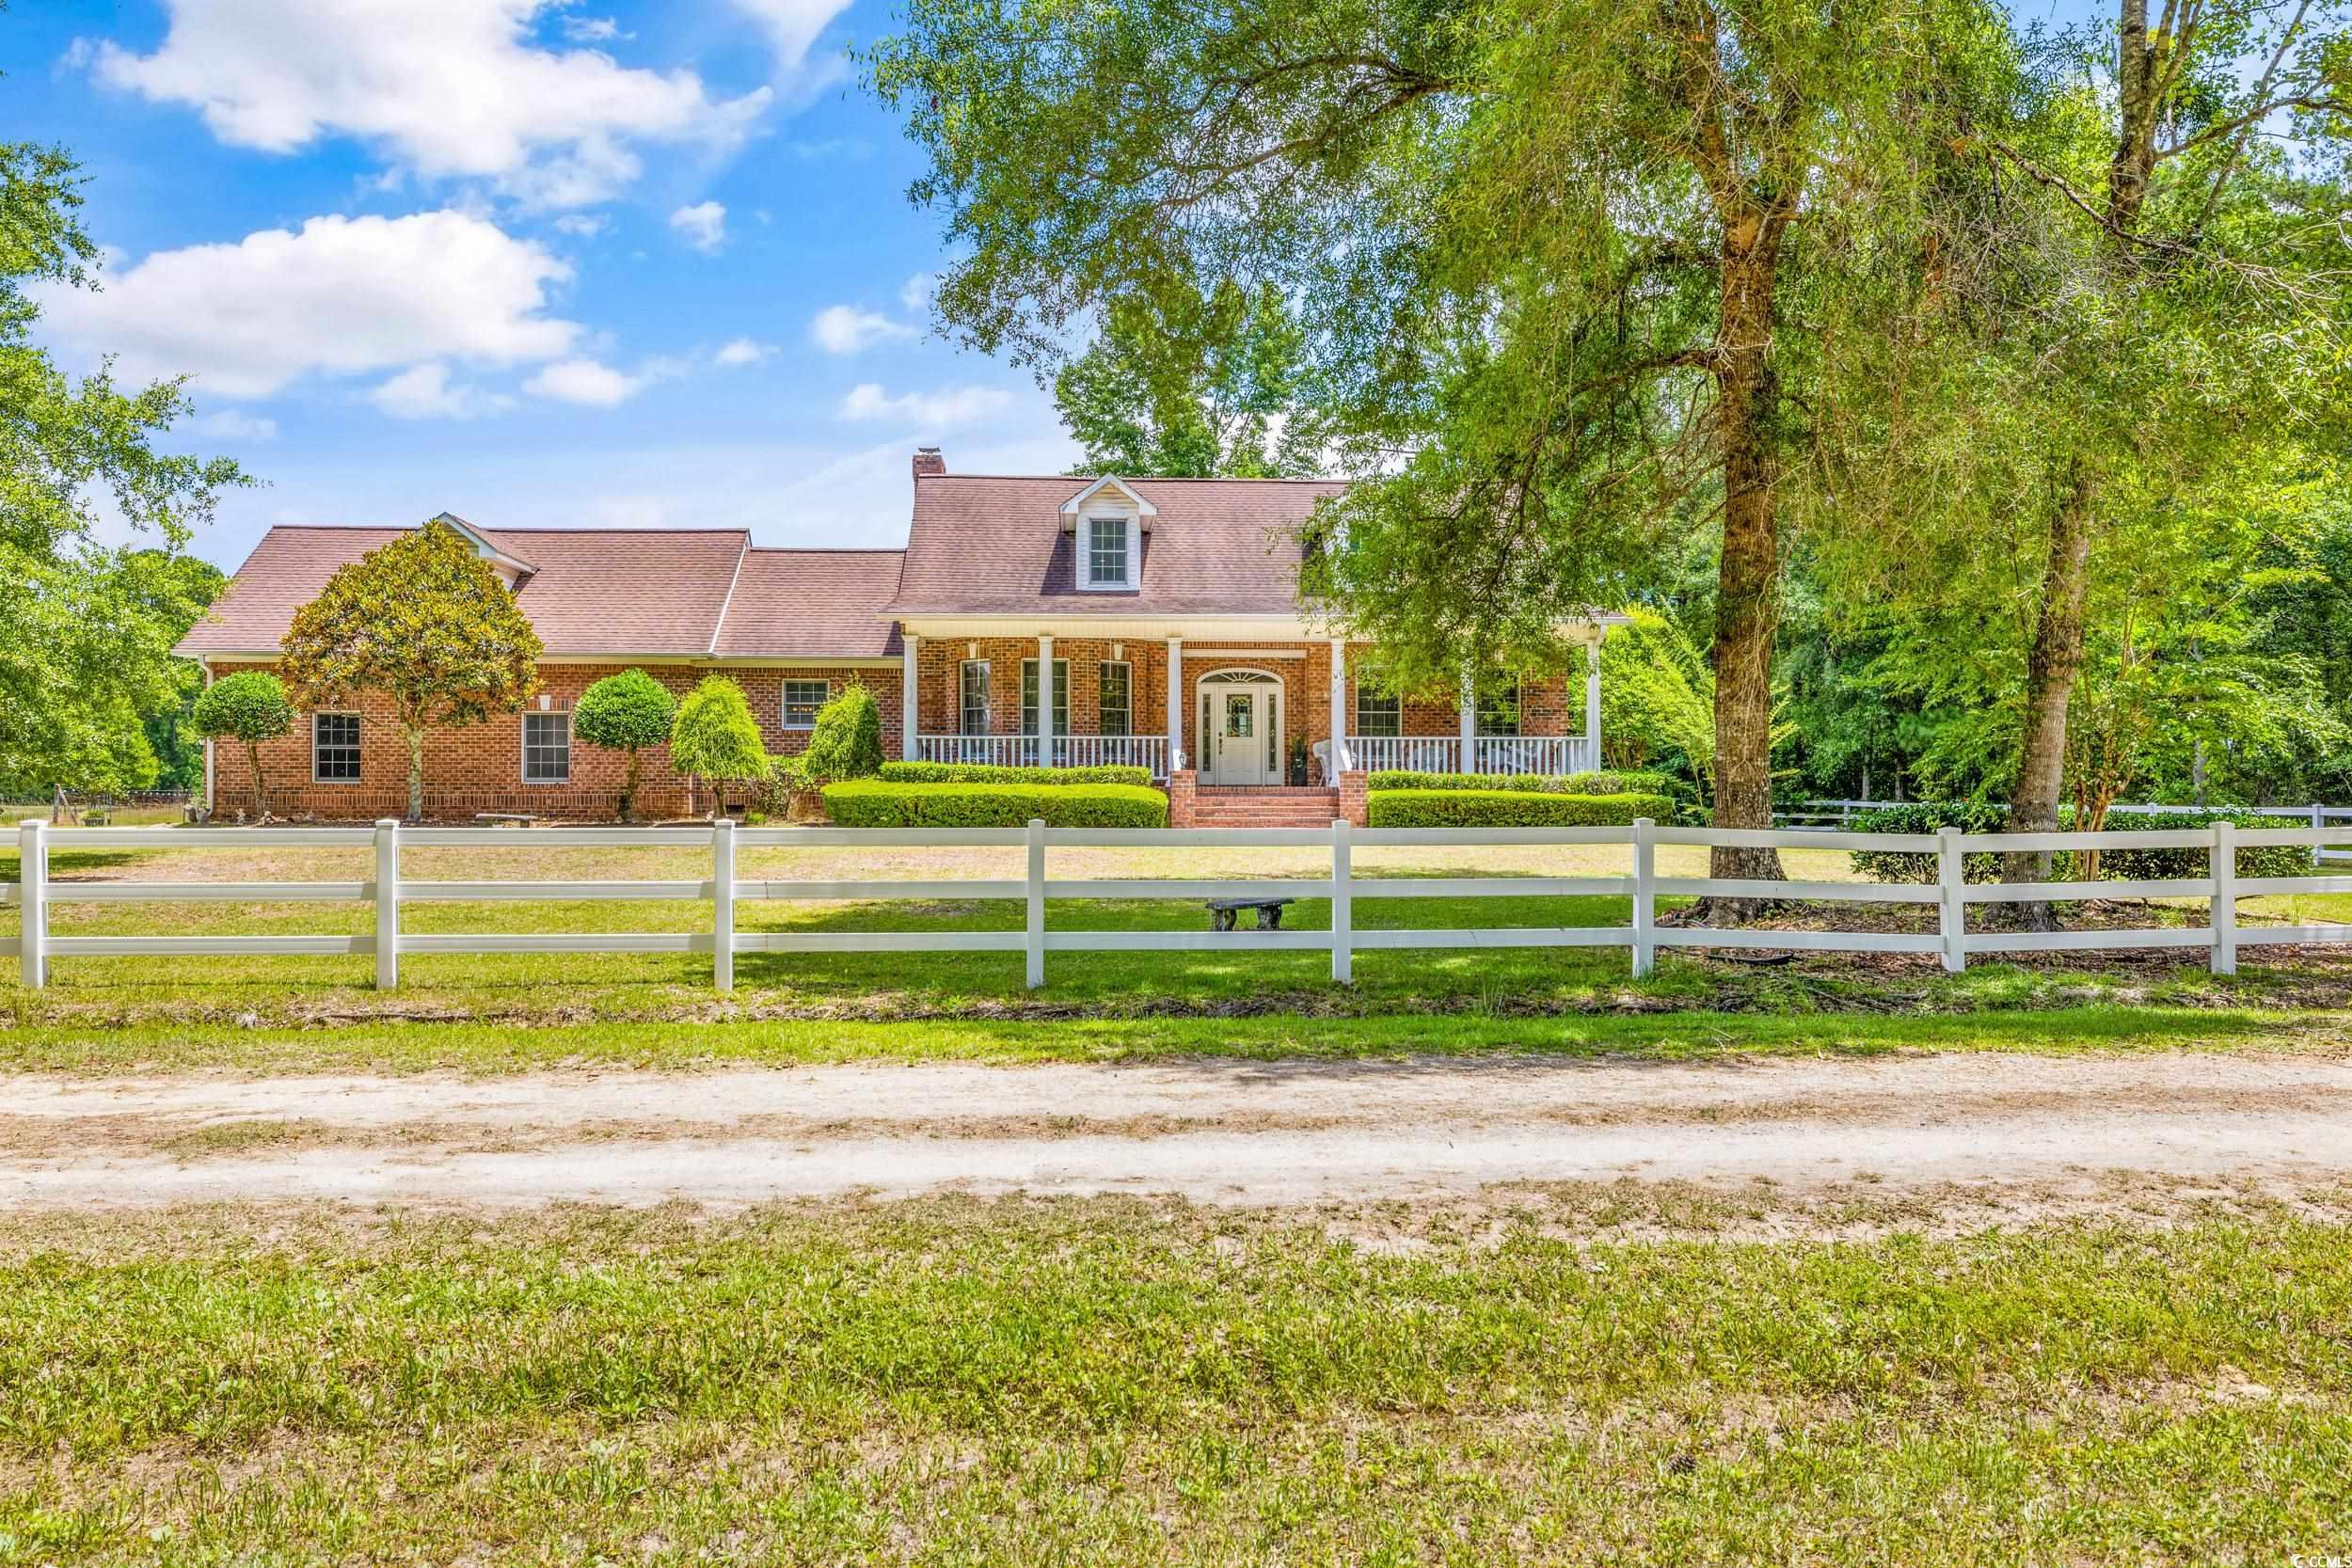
[1850,802,2309,883]
[877,761,1154,787]
[1366,768,1677,798]
[1367,790,1675,828]
[823,779,1168,828]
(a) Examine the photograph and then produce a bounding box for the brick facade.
[205,660,902,823]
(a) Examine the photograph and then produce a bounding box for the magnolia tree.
[189,670,293,819]
[669,676,770,818]
[574,668,678,822]
[279,523,543,821]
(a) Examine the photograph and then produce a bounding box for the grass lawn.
[1,1196,2346,1564]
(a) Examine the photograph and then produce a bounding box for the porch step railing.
[1346,736,1597,776]
[917,735,1168,774]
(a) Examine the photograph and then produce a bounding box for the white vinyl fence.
[9,817,2352,991]
[1778,800,2352,865]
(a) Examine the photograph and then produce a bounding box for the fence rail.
[10,816,2352,991]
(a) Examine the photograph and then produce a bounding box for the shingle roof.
[887,474,1345,617]
[175,523,907,661]
[713,549,906,658]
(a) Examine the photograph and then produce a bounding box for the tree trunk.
[621,748,642,823]
[246,739,267,820]
[405,726,425,823]
[2002,467,2096,927]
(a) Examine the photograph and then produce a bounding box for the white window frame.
[1078,514,1137,591]
[1355,688,1402,738]
[1021,658,1071,736]
[1476,677,1523,737]
[781,678,830,731]
[520,709,572,784]
[1098,660,1132,737]
[310,711,362,784]
[960,660,990,734]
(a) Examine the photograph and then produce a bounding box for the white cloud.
[809,304,914,356]
[89,0,771,207]
[838,382,1011,428]
[560,13,627,41]
[551,213,608,238]
[37,210,578,399]
[524,356,651,406]
[668,199,726,253]
[370,361,513,420]
[713,338,773,366]
[729,0,855,84]
[899,272,937,314]
[184,409,278,441]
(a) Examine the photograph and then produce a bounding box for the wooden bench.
[1205,896,1294,931]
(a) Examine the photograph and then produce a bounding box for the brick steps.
[1192,789,1343,828]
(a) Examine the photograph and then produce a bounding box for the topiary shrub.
[1366,790,1674,828]
[1366,768,1677,798]
[573,668,677,822]
[190,670,294,818]
[877,761,1154,786]
[823,780,1169,828]
[669,676,770,817]
[1849,802,2311,883]
[770,685,886,820]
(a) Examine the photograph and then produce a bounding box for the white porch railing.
[15,816,2346,992]
[1345,736,1598,776]
[916,735,1168,773]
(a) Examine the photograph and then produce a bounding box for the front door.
[1201,684,1279,785]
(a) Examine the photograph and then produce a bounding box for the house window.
[1355,689,1401,738]
[960,661,990,734]
[1099,661,1132,736]
[311,713,361,783]
[1476,678,1522,737]
[522,710,571,784]
[1085,515,1129,587]
[782,679,830,730]
[1021,658,1071,735]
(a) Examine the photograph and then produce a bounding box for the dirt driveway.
[4,1050,2348,1217]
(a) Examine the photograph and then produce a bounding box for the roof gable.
[1058,475,1157,518]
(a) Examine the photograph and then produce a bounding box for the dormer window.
[1086,515,1131,587]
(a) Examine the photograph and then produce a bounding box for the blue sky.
[7,0,1078,572]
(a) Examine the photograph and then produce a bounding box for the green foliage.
[1366,790,1673,829]
[1055,281,1329,476]
[573,669,678,822]
[279,522,542,818]
[1849,803,2309,884]
[878,761,1154,786]
[1366,768,1677,798]
[1600,611,1722,801]
[791,686,886,784]
[190,671,295,745]
[1,135,246,794]
[823,780,1169,828]
[669,677,772,807]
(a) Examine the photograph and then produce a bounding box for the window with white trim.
[311,713,361,783]
[522,710,571,784]
[1355,689,1401,737]
[1085,515,1131,587]
[1098,661,1132,736]
[960,661,990,734]
[1021,658,1070,735]
[782,679,829,730]
[1476,678,1523,737]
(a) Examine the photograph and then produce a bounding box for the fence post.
[1025,817,1046,990]
[1937,826,1965,974]
[373,818,400,990]
[1631,816,1655,978]
[1330,816,1353,985]
[712,817,736,993]
[17,819,45,990]
[2212,819,2237,977]
[2313,802,2326,869]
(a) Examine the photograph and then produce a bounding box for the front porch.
[896,628,1607,784]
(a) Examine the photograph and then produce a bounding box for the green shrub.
[1850,802,2309,883]
[1365,768,1677,798]
[823,780,1169,828]
[574,668,677,822]
[190,671,294,818]
[1366,790,1674,828]
[877,761,1154,786]
[669,677,770,815]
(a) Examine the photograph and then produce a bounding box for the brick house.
[178,449,1620,824]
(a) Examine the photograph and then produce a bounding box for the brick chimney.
[912,446,946,478]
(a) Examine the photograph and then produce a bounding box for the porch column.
[1038,633,1056,769]
[1328,637,1347,772]
[1583,634,1603,764]
[900,631,920,762]
[1459,664,1476,770]
[1167,636,1184,768]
